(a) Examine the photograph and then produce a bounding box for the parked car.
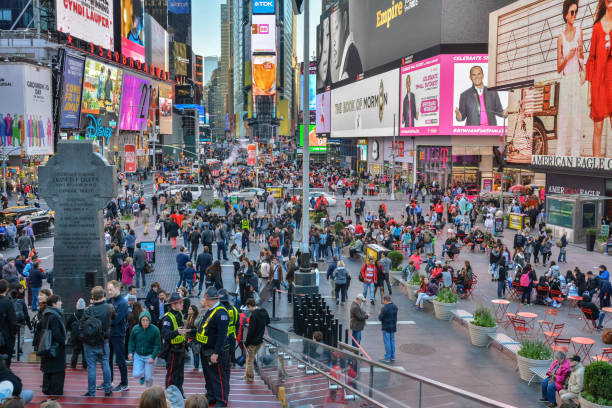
[228,187,265,201]
[0,206,55,236]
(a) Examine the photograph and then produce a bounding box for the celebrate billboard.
[56,0,114,49]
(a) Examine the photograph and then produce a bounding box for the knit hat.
[0,381,13,401]
[76,298,86,310]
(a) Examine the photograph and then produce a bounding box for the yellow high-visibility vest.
[227,305,238,338]
[164,312,185,345]
[195,305,226,344]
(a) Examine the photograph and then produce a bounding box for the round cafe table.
[567,296,583,318]
[571,337,596,363]
[517,311,538,330]
[603,307,612,328]
[491,299,511,324]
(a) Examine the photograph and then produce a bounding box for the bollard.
[271,289,280,321]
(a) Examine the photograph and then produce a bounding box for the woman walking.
[39,295,67,396]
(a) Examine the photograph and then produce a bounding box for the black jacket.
[85,301,115,339]
[145,290,162,324]
[40,306,67,373]
[244,307,270,347]
[29,267,45,289]
[196,252,213,274]
[0,295,16,355]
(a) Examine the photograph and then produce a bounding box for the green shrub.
[546,227,553,234]
[472,306,496,328]
[582,361,612,405]
[409,273,421,285]
[120,214,134,221]
[388,251,403,269]
[436,288,458,304]
[334,221,345,235]
[313,211,327,224]
[212,199,223,208]
[517,339,552,360]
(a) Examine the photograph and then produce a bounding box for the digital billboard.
[252,55,276,96]
[80,58,123,130]
[490,0,611,170]
[56,0,114,49]
[145,13,169,72]
[253,0,275,14]
[158,83,173,134]
[301,73,316,112]
[175,104,205,126]
[60,54,85,129]
[120,74,151,131]
[399,56,440,136]
[168,0,190,14]
[316,91,331,136]
[147,82,158,130]
[121,0,145,62]
[251,15,276,53]
[299,124,327,152]
[172,42,189,77]
[331,68,399,138]
[0,64,54,155]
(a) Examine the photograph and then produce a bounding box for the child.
[128,310,161,387]
[183,261,196,294]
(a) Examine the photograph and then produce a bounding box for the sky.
[192,0,321,62]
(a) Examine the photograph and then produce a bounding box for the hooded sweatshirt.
[128,310,162,357]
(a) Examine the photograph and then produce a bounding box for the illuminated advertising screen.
[121,0,145,62]
[145,14,168,71]
[147,82,158,130]
[60,54,85,130]
[316,91,331,136]
[251,15,276,53]
[400,56,440,136]
[158,83,173,134]
[252,54,276,96]
[490,0,612,171]
[253,0,274,14]
[300,72,316,112]
[0,64,54,155]
[299,124,327,152]
[120,74,151,131]
[172,42,189,77]
[331,68,399,138]
[80,58,123,130]
[56,0,114,49]
[168,0,190,13]
[175,104,205,126]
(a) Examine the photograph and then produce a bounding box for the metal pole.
[301,0,310,254]
[390,114,396,200]
[2,157,5,195]
[152,110,157,171]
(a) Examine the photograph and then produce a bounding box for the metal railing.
[259,326,518,408]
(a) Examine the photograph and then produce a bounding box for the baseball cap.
[357,294,366,301]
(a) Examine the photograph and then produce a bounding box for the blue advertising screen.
[253,0,274,14]
[174,104,205,126]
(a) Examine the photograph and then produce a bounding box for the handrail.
[263,334,389,408]
[266,326,518,408]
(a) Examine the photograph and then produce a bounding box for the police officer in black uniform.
[218,289,239,388]
[161,292,188,396]
[196,287,229,407]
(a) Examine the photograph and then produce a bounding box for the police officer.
[218,289,239,384]
[196,287,229,407]
[161,292,188,396]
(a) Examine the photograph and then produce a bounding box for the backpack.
[79,312,105,346]
[520,273,531,287]
[320,233,327,245]
[11,298,25,325]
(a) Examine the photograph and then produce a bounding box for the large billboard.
[301,72,316,112]
[0,64,54,155]
[145,13,169,72]
[300,124,327,152]
[316,90,331,136]
[56,0,114,49]
[251,15,276,54]
[158,83,173,134]
[121,0,146,62]
[399,54,508,136]
[490,0,612,170]
[252,54,276,96]
[120,74,151,131]
[60,54,85,130]
[168,0,190,14]
[317,0,441,90]
[253,0,274,14]
[80,58,123,130]
[172,42,189,77]
[331,68,399,138]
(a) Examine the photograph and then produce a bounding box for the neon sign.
[85,114,113,140]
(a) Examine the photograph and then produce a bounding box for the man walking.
[196,246,213,296]
[175,246,190,289]
[16,231,31,259]
[82,286,115,397]
[345,197,352,217]
[216,224,228,261]
[360,257,378,305]
[349,294,368,347]
[133,243,146,289]
[107,280,129,392]
[379,252,393,295]
[243,298,270,382]
[161,292,188,396]
[378,295,398,363]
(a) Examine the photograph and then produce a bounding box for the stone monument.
[39,141,116,312]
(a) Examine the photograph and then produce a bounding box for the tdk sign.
[253,0,274,14]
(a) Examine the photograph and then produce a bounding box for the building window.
[0,9,12,21]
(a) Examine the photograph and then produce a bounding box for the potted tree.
[516,339,553,382]
[467,306,497,347]
[587,228,597,252]
[432,288,458,321]
[580,361,612,408]
[406,273,421,301]
[387,251,404,271]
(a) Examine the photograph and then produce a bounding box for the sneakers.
[379,358,391,364]
[95,383,110,390]
[112,384,129,392]
[370,300,375,305]
[81,392,95,397]
[104,391,113,397]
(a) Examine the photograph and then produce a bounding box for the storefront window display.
[416,146,452,189]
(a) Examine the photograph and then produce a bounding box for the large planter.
[433,300,457,321]
[579,396,612,408]
[596,241,606,254]
[468,322,497,347]
[407,285,419,301]
[516,354,552,382]
[586,234,596,252]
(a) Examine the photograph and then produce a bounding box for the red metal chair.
[510,317,531,340]
[592,348,612,362]
[536,286,550,305]
[505,302,522,329]
[581,308,597,333]
[464,279,476,299]
[543,323,565,347]
[551,338,571,353]
[550,289,565,309]
[509,281,522,301]
[537,308,558,337]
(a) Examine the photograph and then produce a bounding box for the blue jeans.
[382,331,395,360]
[216,241,227,260]
[135,267,145,288]
[497,280,506,298]
[351,330,362,347]
[109,335,128,386]
[541,377,556,404]
[558,250,566,263]
[132,353,154,387]
[362,282,375,301]
[191,343,200,369]
[84,340,111,395]
[155,229,163,243]
[424,242,433,255]
[31,287,40,311]
[182,270,194,291]
[312,244,320,261]
[176,270,187,288]
[334,246,342,259]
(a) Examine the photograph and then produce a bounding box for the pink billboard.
[120,74,151,131]
[400,54,508,137]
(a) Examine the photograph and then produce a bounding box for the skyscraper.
[203,56,219,85]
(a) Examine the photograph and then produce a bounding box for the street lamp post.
[390,114,396,200]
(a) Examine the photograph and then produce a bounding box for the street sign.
[247,144,257,166]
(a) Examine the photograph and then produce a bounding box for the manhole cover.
[400,343,436,355]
